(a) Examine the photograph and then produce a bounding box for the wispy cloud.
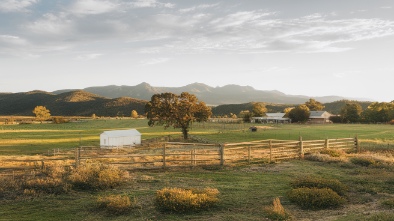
[76,53,103,61]
[0,0,38,12]
[140,57,170,66]
[70,0,120,15]
[179,3,219,13]
[128,0,175,9]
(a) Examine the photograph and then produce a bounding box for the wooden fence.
[0,137,359,175]
[74,136,359,169]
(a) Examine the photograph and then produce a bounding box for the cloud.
[0,0,38,12]
[76,53,103,60]
[128,0,175,9]
[27,13,73,35]
[179,3,219,13]
[70,0,120,15]
[140,57,170,66]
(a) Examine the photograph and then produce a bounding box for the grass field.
[1,119,393,155]
[1,119,394,220]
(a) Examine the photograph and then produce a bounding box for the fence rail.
[0,137,359,175]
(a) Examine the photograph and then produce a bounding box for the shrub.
[287,187,346,210]
[97,194,137,215]
[22,177,70,194]
[155,187,220,213]
[68,163,124,190]
[320,149,344,157]
[0,177,21,199]
[290,177,348,196]
[263,197,291,221]
[304,153,333,162]
[350,157,376,167]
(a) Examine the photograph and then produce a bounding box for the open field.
[1,119,394,220]
[0,119,393,155]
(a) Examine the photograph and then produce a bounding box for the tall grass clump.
[155,187,220,213]
[287,187,346,210]
[290,177,348,196]
[350,157,376,167]
[263,197,291,221]
[68,163,125,190]
[97,194,138,215]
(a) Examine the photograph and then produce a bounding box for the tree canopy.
[145,92,212,139]
[252,102,267,117]
[340,102,362,123]
[305,98,325,111]
[33,106,51,122]
[288,104,310,123]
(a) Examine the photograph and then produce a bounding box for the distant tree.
[340,103,362,123]
[131,110,138,119]
[145,92,212,140]
[33,106,51,122]
[288,105,310,123]
[305,98,325,111]
[239,110,252,123]
[252,102,267,117]
[283,107,294,118]
[362,102,394,123]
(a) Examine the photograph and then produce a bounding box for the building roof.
[266,113,286,118]
[101,129,141,137]
[309,111,331,119]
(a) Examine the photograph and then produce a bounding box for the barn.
[100,129,141,148]
[309,111,332,124]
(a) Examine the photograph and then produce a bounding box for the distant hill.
[52,82,362,105]
[1,83,374,117]
[0,90,146,116]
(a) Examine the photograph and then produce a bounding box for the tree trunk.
[182,127,189,140]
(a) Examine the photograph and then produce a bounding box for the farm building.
[309,111,332,124]
[251,113,291,124]
[100,129,141,148]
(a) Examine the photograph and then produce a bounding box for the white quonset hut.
[100,129,141,148]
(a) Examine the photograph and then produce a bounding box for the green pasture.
[1,119,394,155]
[1,160,394,220]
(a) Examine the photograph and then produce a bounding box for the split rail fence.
[75,136,359,170]
[1,137,359,176]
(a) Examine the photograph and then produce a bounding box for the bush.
[350,157,376,167]
[0,177,21,199]
[155,187,220,213]
[68,163,124,190]
[287,187,346,210]
[290,177,348,196]
[320,149,344,157]
[97,194,137,215]
[304,153,333,162]
[52,117,70,124]
[22,177,70,195]
[263,197,291,221]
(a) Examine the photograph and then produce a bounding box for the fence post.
[269,140,273,163]
[219,144,224,166]
[325,139,329,149]
[355,135,360,153]
[248,145,251,164]
[163,144,166,168]
[299,136,304,159]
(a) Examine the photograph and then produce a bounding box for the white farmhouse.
[100,129,141,148]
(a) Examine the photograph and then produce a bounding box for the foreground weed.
[263,197,291,221]
[155,187,220,213]
[97,194,138,215]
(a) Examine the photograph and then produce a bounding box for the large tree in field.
[305,98,325,111]
[145,92,212,140]
[33,106,51,122]
[341,103,362,123]
[288,104,310,123]
[252,102,267,117]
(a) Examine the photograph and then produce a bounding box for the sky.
[1,0,393,102]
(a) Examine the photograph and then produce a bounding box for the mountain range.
[53,82,362,105]
[0,82,372,116]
